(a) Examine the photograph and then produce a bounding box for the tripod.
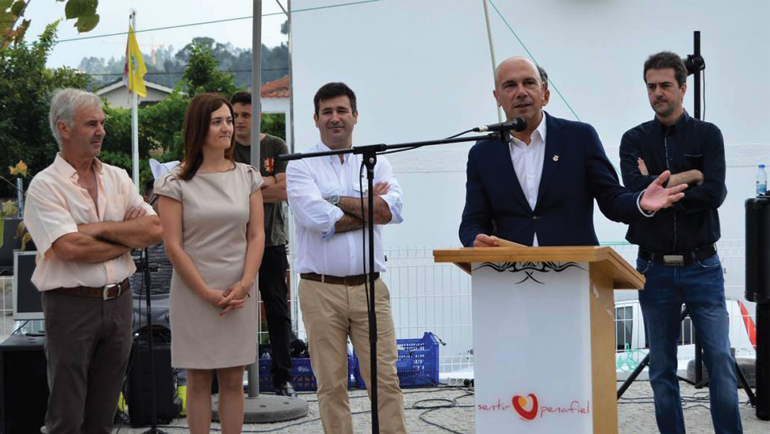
[617,305,756,406]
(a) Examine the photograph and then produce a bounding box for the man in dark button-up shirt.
[620,104,726,254]
[620,51,742,434]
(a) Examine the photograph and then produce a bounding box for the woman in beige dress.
[155,93,265,434]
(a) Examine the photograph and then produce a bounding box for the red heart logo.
[512,393,539,421]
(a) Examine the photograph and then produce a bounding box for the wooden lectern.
[433,246,644,434]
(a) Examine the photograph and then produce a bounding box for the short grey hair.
[49,88,103,148]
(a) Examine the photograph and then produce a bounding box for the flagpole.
[130,10,140,190]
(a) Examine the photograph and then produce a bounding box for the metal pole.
[285,0,298,335]
[691,30,705,387]
[247,0,263,399]
[481,0,502,123]
[213,2,307,424]
[364,154,380,434]
[693,31,701,120]
[15,178,23,218]
[131,10,140,190]
[287,0,294,154]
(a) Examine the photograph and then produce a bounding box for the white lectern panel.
[472,261,593,433]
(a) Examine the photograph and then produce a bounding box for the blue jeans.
[637,254,743,434]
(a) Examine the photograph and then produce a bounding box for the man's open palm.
[640,170,687,211]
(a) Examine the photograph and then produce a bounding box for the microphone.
[473,117,527,133]
[275,152,304,162]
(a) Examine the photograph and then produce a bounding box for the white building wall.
[291,0,770,249]
[289,0,770,368]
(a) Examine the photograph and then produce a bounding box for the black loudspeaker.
[746,195,770,420]
[746,196,770,303]
[0,335,48,434]
[125,335,178,427]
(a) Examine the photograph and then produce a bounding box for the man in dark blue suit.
[460,57,687,248]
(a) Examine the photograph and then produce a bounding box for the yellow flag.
[125,26,147,97]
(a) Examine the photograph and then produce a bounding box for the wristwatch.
[327,194,340,206]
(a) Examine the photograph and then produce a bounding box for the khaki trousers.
[299,277,407,434]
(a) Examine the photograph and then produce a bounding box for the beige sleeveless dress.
[154,162,263,369]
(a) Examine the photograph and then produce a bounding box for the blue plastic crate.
[259,356,356,392]
[354,332,440,389]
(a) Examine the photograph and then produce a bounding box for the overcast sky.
[24,0,289,69]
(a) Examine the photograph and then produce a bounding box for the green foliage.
[260,43,288,85]
[63,0,99,33]
[1,0,100,50]
[262,113,286,141]
[0,21,90,197]
[182,43,239,98]
[139,91,189,161]
[100,90,190,187]
[1,30,284,195]
[80,26,290,91]
[0,0,31,49]
[81,44,184,90]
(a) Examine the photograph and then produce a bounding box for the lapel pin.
[553,155,559,162]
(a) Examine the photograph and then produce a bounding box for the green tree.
[78,27,291,91]
[262,113,286,141]
[1,0,101,50]
[97,89,191,189]
[0,21,90,197]
[181,42,238,97]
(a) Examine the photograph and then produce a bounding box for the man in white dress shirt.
[286,82,407,434]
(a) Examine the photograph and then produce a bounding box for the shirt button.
[533,215,540,221]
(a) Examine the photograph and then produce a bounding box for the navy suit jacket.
[459,113,643,247]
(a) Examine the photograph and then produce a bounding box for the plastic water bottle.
[758,164,767,196]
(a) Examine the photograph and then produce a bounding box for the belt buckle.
[663,255,684,267]
[103,283,119,300]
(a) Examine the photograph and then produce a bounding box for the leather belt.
[300,273,379,286]
[638,244,717,267]
[52,279,129,300]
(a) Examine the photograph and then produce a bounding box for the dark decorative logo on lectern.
[474,261,585,284]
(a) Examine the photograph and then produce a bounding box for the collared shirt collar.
[318,142,353,164]
[652,110,689,135]
[535,111,548,144]
[52,153,103,180]
[510,111,547,146]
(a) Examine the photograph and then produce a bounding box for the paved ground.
[114,380,765,433]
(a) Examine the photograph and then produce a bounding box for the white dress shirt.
[509,112,548,246]
[286,143,404,276]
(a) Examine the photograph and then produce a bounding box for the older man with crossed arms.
[24,88,162,434]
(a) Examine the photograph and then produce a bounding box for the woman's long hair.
[178,93,235,180]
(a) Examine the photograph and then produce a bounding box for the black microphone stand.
[278,132,502,433]
[688,30,708,388]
